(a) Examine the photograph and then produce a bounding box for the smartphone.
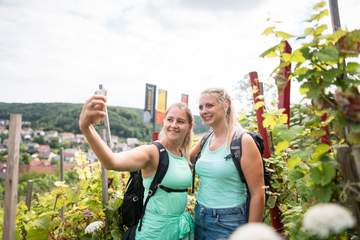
[95,84,107,96]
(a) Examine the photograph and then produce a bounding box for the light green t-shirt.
[195,136,248,208]
[136,150,193,240]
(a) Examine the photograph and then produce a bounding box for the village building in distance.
[0,119,140,177]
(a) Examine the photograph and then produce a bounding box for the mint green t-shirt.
[135,150,193,240]
[195,136,248,208]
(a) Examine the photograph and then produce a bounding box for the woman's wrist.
[79,122,93,134]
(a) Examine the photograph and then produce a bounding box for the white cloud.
[0,0,359,115]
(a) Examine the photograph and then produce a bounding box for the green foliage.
[0,132,7,143]
[259,1,359,238]
[33,136,45,145]
[263,107,341,238]
[64,170,79,185]
[49,139,61,149]
[15,153,126,240]
[0,170,80,204]
[0,173,53,203]
[107,106,151,140]
[261,1,360,144]
[0,102,151,140]
[19,144,31,165]
[17,172,57,201]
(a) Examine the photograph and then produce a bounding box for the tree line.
[0,102,208,141]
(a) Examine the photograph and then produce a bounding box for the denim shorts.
[194,201,248,240]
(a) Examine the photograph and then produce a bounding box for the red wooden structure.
[278,41,292,126]
[249,71,284,233]
[248,40,293,233]
[249,72,272,158]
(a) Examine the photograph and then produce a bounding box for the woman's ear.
[224,100,230,115]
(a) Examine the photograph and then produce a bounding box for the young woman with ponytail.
[190,88,265,240]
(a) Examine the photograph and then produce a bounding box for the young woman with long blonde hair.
[190,88,265,240]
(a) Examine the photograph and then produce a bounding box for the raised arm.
[79,95,157,172]
[240,134,265,222]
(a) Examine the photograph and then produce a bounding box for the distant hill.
[0,102,208,141]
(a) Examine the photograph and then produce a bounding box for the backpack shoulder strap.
[230,130,246,183]
[138,141,169,231]
[150,141,169,193]
[248,132,265,155]
[191,130,213,193]
[230,130,265,183]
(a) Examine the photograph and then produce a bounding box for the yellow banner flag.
[156,89,167,124]
[157,89,167,113]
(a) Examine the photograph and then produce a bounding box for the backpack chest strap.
[159,185,188,193]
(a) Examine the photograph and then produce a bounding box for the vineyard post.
[249,72,284,233]
[25,180,33,210]
[329,0,341,31]
[314,1,342,146]
[60,148,64,181]
[101,125,109,206]
[337,145,360,232]
[329,1,360,230]
[3,114,22,240]
[95,84,111,206]
[319,0,341,145]
[60,147,65,220]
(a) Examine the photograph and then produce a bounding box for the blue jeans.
[194,201,248,240]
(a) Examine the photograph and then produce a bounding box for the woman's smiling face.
[199,93,227,127]
[163,106,191,143]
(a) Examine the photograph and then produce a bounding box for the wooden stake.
[60,148,64,221]
[25,180,33,210]
[60,148,64,181]
[101,129,109,205]
[336,145,360,233]
[95,85,112,206]
[3,114,22,240]
[328,0,341,31]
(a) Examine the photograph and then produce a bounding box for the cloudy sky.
[0,0,359,113]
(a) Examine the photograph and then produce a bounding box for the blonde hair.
[160,103,193,157]
[200,88,239,146]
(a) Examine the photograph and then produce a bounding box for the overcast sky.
[0,0,359,114]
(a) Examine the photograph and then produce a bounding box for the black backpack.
[192,130,270,197]
[120,142,188,240]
